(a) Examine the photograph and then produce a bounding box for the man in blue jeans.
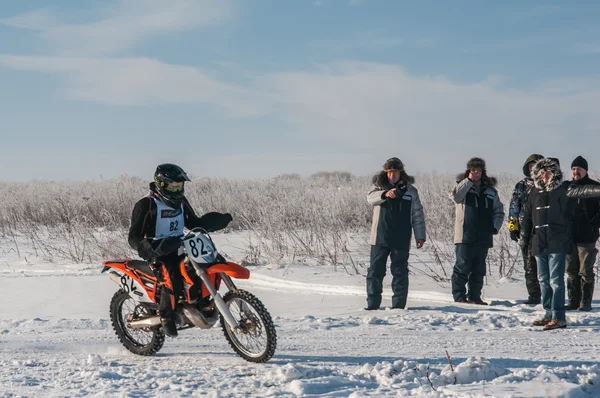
[522,158,600,330]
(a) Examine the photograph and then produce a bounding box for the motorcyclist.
[128,163,232,337]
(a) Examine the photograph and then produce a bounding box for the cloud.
[258,62,600,171]
[0,55,268,116]
[0,0,233,56]
[1,50,600,173]
[0,8,60,30]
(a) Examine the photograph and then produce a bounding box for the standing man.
[522,158,569,330]
[366,157,426,310]
[566,156,600,311]
[450,157,505,305]
[508,154,544,305]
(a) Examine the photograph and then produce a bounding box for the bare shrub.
[0,171,525,280]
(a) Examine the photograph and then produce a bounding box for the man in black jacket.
[566,156,600,311]
[522,158,600,330]
[128,163,232,337]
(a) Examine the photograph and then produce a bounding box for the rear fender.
[102,260,156,303]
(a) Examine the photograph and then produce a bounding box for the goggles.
[164,181,184,192]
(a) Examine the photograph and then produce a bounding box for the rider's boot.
[160,316,178,337]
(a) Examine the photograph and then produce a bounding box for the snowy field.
[1,233,600,397]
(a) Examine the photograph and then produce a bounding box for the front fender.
[206,262,250,279]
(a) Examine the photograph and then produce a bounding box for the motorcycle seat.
[108,259,154,276]
[126,260,153,275]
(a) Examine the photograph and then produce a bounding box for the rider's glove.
[154,236,182,257]
[198,212,233,232]
[138,239,158,261]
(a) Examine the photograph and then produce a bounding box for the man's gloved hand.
[510,229,520,242]
[507,216,519,232]
[198,212,233,232]
[138,239,158,261]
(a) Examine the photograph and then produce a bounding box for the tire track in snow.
[239,274,524,311]
[241,274,455,304]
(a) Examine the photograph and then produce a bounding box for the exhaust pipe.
[108,271,123,286]
[127,316,161,329]
[182,305,219,329]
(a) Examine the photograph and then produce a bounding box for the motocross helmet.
[152,163,190,208]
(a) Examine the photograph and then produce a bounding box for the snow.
[1,233,600,397]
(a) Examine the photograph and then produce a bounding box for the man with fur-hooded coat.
[508,154,544,305]
[450,157,504,305]
[366,157,426,310]
[522,158,600,330]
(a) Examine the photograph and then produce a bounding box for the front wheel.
[220,290,277,363]
[110,289,165,356]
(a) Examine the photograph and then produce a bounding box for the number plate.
[183,232,217,264]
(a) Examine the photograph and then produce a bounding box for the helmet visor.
[165,181,184,193]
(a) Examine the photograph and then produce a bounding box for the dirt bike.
[101,228,277,363]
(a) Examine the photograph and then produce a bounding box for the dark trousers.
[366,245,410,309]
[154,252,184,320]
[451,244,489,302]
[566,243,597,307]
[521,242,541,301]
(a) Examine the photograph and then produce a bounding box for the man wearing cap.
[566,156,600,311]
[366,157,426,310]
[450,157,505,305]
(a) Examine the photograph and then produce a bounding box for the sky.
[1,0,600,181]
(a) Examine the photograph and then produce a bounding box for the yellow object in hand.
[507,216,519,232]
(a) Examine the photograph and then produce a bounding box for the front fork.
[191,263,241,332]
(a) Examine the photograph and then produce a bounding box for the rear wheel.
[109,290,165,356]
[220,290,277,363]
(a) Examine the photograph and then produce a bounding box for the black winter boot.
[579,280,594,312]
[565,276,582,310]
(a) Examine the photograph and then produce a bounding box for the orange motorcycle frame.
[102,258,250,304]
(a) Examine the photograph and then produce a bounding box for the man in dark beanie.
[565,155,600,311]
[450,157,505,305]
[366,157,426,310]
[571,156,588,172]
[508,154,544,304]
